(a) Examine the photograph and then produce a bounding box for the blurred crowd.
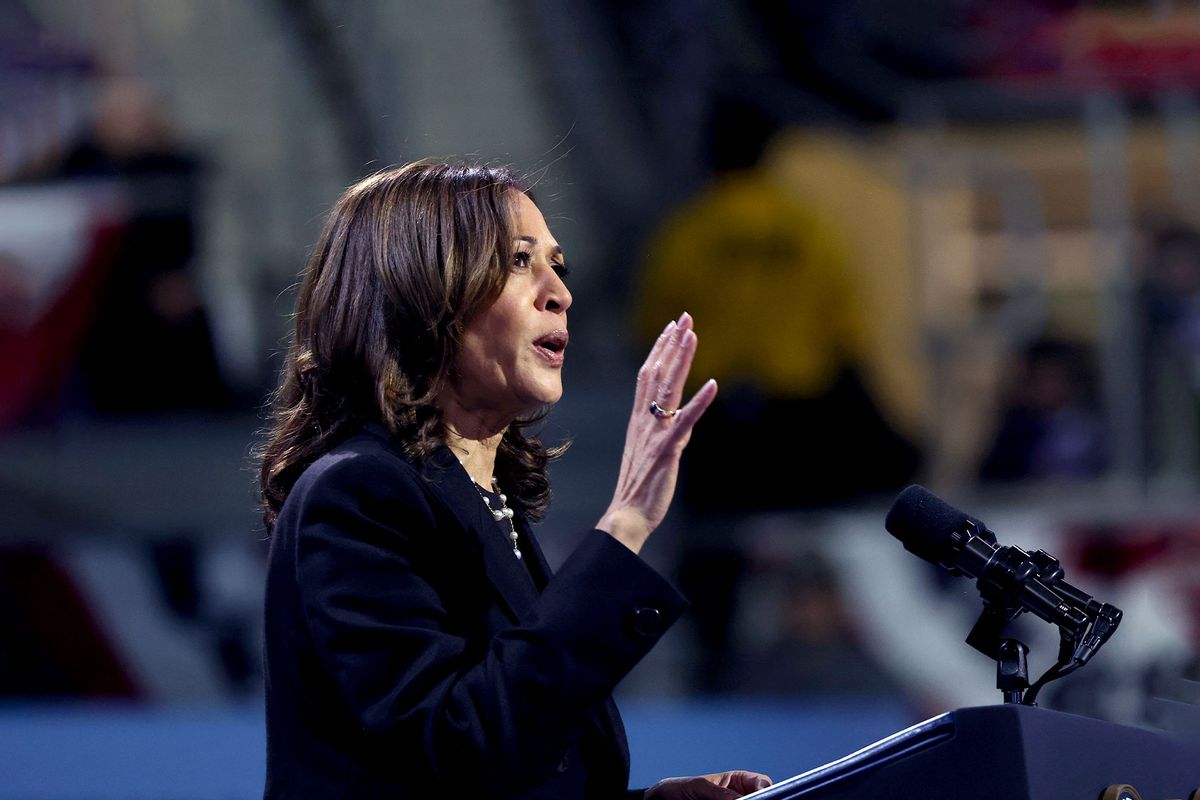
[1,0,1199,736]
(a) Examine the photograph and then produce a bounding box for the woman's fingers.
[637,312,693,410]
[646,776,740,799]
[603,310,712,552]
[672,378,718,433]
[655,328,697,412]
[708,771,773,794]
[636,320,676,407]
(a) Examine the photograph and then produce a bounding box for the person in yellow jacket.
[639,172,868,404]
[635,100,920,693]
[637,168,918,511]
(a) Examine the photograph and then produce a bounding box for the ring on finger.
[649,400,678,419]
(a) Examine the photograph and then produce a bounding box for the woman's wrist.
[596,508,651,554]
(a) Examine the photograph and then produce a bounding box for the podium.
[754,705,1200,799]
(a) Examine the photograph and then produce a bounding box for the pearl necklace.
[471,477,522,560]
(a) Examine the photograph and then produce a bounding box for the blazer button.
[631,606,662,638]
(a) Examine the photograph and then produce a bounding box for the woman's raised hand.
[597,312,718,554]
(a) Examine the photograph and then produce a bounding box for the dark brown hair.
[258,161,562,531]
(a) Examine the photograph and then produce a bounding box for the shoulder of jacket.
[292,429,426,502]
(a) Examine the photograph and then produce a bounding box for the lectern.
[753,704,1200,800]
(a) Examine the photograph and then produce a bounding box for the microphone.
[884,485,1122,702]
[885,485,1116,647]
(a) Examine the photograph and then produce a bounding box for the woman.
[259,162,770,799]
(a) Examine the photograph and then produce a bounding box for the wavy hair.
[258,162,563,531]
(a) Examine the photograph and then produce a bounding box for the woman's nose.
[542,272,572,314]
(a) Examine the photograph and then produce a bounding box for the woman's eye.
[552,262,570,279]
[512,251,532,269]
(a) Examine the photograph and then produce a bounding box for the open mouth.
[533,330,568,360]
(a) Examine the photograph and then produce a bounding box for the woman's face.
[450,192,572,423]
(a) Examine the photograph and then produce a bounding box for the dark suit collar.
[362,422,540,622]
[513,514,552,590]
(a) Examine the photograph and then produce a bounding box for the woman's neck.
[441,395,510,488]
[446,427,503,488]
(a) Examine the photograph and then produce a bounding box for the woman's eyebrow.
[515,235,564,258]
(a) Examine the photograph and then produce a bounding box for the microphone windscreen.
[885,485,970,564]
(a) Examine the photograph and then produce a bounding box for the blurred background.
[3,0,1200,795]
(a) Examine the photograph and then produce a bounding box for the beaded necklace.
[471,477,522,560]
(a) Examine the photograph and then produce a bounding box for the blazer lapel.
[419,445,540,623]
[513,514,552,590]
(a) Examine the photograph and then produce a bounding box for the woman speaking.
[259,162,770,799]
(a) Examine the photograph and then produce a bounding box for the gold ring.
[649,400,677,418]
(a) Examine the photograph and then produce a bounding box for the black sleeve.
[291,451,688,797]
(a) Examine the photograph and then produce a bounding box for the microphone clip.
[954,521,1122,705]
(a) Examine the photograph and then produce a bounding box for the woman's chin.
[523,382,563,410]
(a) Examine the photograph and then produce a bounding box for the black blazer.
[263,422,688,799]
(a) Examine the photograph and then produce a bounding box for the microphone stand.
[965,602,1032,704]
[958,526,1122,706]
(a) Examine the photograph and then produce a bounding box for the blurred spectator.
[979,338,1107,482]
[50,79,228,415]
[736,553,904,699]
[640,97,918,693]
[637,98,919,511]
[1139,221,1200,475]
